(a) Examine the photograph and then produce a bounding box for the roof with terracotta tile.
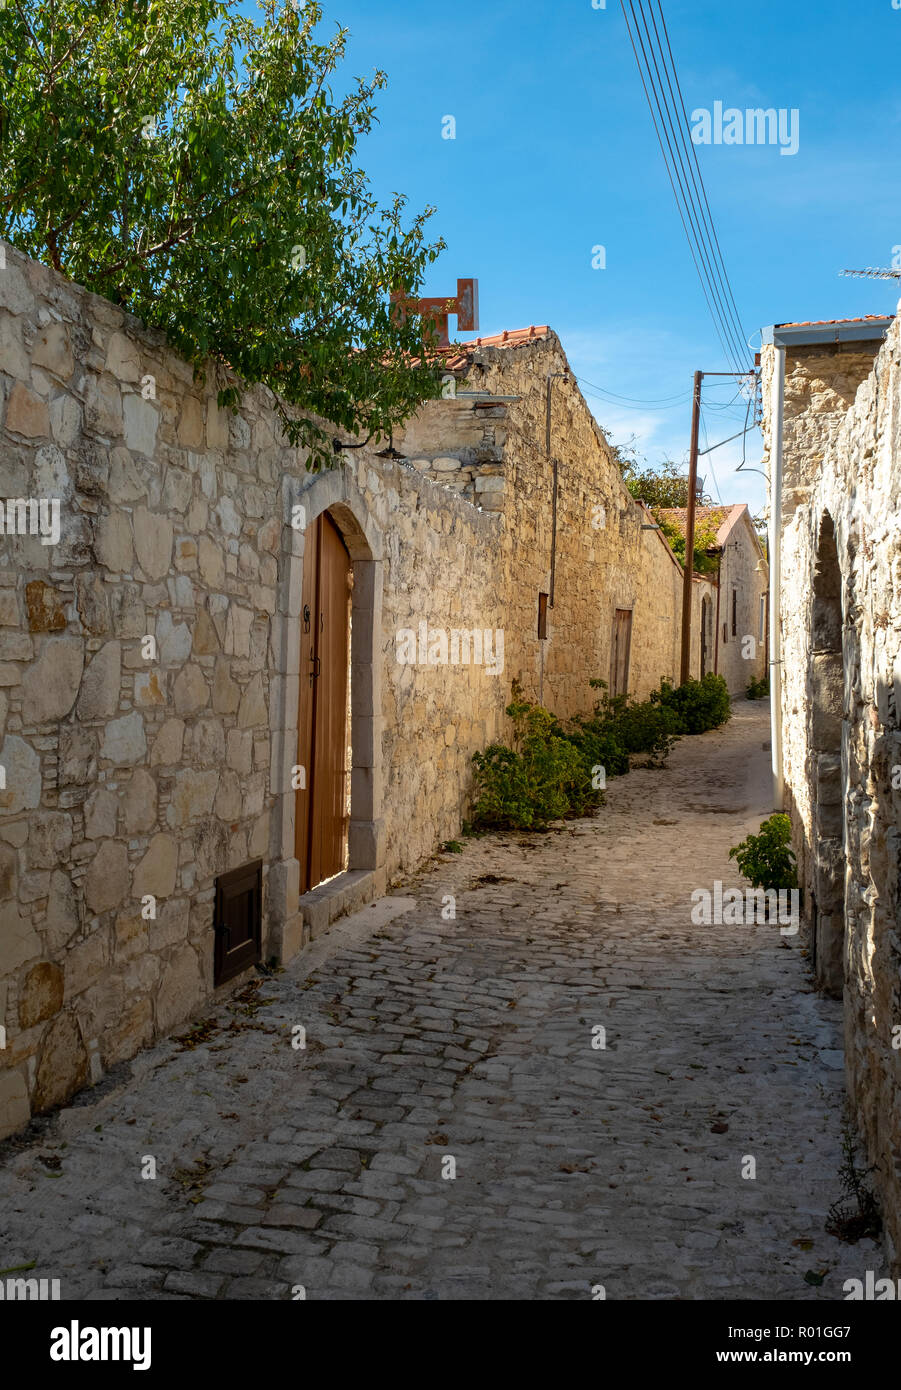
[657,503,748,549]
[437,325,551,369]
[776,315,893,329]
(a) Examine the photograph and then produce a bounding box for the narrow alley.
[0,701,882,1300]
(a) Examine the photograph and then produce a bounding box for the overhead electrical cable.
[649,1,750,371]
[620,0,752,377]
[631,2,748,375]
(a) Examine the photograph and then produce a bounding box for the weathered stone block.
[76,641,121,720]
[173,663,208,716]
[94,511,134,573]
[238,673,267,727]
[132,506,172,580]
[32,321,74,381]
[19,962,64,1028]
[100,710,146,765]
[26,810,73,868]
[167,770,219,828]
[105,331,141,383]
[33,1011,88,1111]
[21,636,83,722]
[74,573,110,636]
[155,944,203,1034]
[212,657,240,714]
[123,768,157,834]
[133,833,178,899]
[84,788,118,840]
[0,734,41,814]
[84,373,123,437]
[0,1066,30,1139]
[150,718,184,768]
[6,381,49,437]
[0,899,40,973]
[123,394,159,457]
[84,840,130,914]
[25,580,67,633]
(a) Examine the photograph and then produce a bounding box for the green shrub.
[746,675,770,700]
[651,673,731,734]
[471,690,597,830]
[470,676,682,833]
[564,678,679,768]
[728,813,798,892]
[562,724,630,781]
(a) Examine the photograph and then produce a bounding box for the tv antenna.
[840,267,901,281]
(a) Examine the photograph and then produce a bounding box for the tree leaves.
[0,0,446,468]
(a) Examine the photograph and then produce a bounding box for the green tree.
[0,0,446,467]
[620,456,713,510]
[654,509,722,576]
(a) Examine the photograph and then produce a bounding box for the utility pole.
[678,369,753,684]
[679,370,703,684]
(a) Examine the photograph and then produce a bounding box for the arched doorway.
[295,510,352,893]
[700,595,712,676]
[809,512,846,997]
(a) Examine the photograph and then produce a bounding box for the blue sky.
[309,0,901,512]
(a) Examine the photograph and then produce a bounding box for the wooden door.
[611,608,633,698]
[700,597,711,677]
[295,512,351,894]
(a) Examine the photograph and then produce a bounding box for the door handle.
[309,653,321,685]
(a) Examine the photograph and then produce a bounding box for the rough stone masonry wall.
[760,340,886,914]
[0,247,509,1140]
[399,332,716,722]
[762,317,901,1267]
[713,511,769,697]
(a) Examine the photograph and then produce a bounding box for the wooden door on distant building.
[700,595,712,676]
[295,512,351,894]
[610,608,633,698]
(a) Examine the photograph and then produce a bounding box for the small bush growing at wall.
[471,687,598,830]
[471,678,683,831]
[746,675,770,700]
[728,813,798,892]
[826,1112,882,1244]
[651,673,731,734]
[566,679,680,768]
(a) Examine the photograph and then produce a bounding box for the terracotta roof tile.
[777,315,893,329]
[657,503,747,548]
[437,325,551,369]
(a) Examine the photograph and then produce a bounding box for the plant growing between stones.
[746,674,770,700]
[826,1112,882,1243]
[728,813,798,893]
[0,0,447,469]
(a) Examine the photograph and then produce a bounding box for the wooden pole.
[679,370,703,684]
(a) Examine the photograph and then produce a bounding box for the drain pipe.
[768,344,786,811]
[546,370,569,608]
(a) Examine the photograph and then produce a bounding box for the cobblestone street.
[0,700,883,1299]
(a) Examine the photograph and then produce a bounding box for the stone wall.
[761,312,901,1266]
[397,330,719,722]
[0,246,511,1139]
[0,249,731,1141]
[714,509,769,696]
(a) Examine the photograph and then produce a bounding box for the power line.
[578,380,693,412]
[632,1,748,374]
[652,1,750,369]
[620,0,751,376]
[575,379,690,405]
[621,1,739,375]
